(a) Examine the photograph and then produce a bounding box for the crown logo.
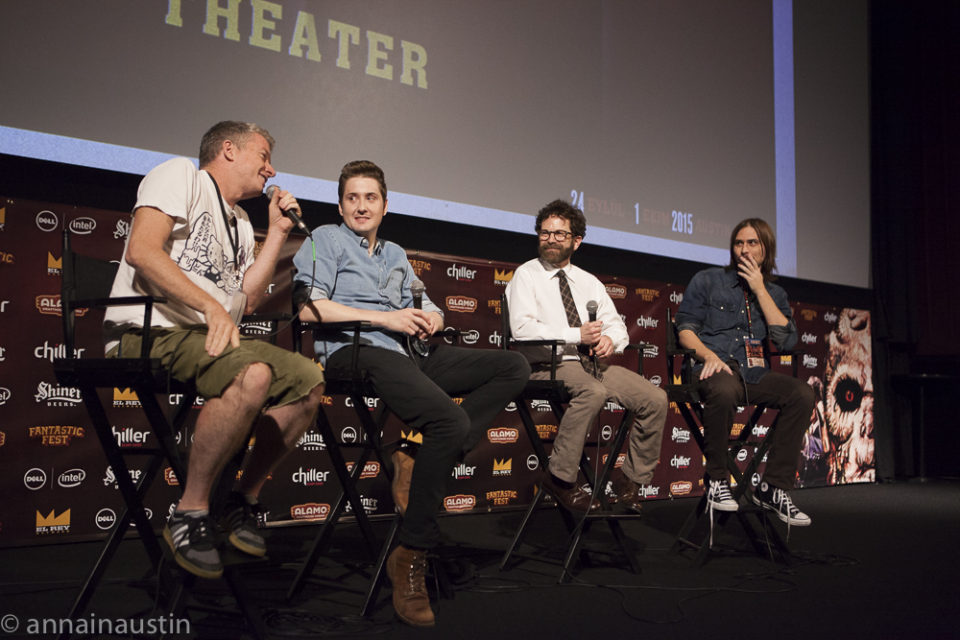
[493,458,512,471]
[37,509,70,527]
[493,269,514,282]
[113,388,140,401]
[47,252,62,269]
[400,429,423,445]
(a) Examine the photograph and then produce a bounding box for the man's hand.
[591,335,614,359]
[266,186,299,234]
[380,308,435,337]
[699,353,733,380]
[579,320,603,346]
[203,303,240,357]
[737,253,765,293]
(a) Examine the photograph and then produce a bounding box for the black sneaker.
[707,479,739,512]
[163,511,223,578]
[752,481,811,526]
[221,492,266,557]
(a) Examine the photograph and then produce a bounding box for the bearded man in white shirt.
[505,199,667,513]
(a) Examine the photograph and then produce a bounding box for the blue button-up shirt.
[292,223,442,364]
[675,267,796,384]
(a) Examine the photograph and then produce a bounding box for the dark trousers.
[326,344,530,549]
[698,370,815,489]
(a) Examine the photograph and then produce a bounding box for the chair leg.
[499,488,547,570]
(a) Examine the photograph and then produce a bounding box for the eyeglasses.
[538,230,576,241]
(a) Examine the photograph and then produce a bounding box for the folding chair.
[284,291,401,616]
[664,308,795,565]
[497,293,643,582]
[52,229,276,639]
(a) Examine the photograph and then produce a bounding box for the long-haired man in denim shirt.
[675,218,815,527]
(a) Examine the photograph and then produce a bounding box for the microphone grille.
[410,279,425,296]
[586,300,598,313]
[264,184,279,199]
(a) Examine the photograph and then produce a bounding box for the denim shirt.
[292,223,442,364]
[675,267,796,384]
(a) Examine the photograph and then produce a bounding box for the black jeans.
[326,344,530,548]
[698,370,815,490]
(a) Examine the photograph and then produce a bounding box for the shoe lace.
[407,554,428,595]
[185,515,217,545]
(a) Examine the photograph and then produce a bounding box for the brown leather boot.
[391,448,415,515]
[386,544,434,627]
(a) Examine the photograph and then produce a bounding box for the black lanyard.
[207,172,239,265]
[742,287,755,340]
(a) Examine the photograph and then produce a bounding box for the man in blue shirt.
[292,160,529,627]
[675,218,815,527]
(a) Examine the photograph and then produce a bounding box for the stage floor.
[1,480,957,639]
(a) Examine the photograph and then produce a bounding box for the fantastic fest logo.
[485,490,518,506]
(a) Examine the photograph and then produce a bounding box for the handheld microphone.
[410,279,425,310]
[586,300,598,322]
[264,184,310,234]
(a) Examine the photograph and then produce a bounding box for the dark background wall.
[2,1,957,480]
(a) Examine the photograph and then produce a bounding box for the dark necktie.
[556,270,598,377]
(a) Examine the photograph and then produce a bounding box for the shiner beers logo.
[445,295,477,313]
[444,494,476,512]
[487,427,519,444]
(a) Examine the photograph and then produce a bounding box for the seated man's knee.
[235,362,272,403]
[571,380,608,412]
[701,373,740,405]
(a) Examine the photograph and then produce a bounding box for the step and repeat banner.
[0,198,874,546]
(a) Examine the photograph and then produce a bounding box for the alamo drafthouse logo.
[36,294,88,317]
[670,480,693,496]
[345,461,381,479]
[443,494,476,512]
[291,503,330,521]
[445,295,477,313]
[605,283,627,299]
[36,509,70,535]
[487,427,519,444]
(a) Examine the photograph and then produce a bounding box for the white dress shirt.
[505,257,629,360]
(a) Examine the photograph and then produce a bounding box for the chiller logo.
[670,455,691,469]
[112,425,149,447]
[494,269,514,286]
[640,485,660,498]
[801,332,818,344]
[824,311,838,324]
[669,291,684,304]
[69,217,97,234]
[492,458,512,477]
[34,340,86,362]
[443,494,476,512]
[636,315,659,329]
[24,468,48,490]
[487,427,519,444]
[751,424,770,438]
[451,463,477,480]
[291,503,330,521]
[605,284,626,299]
[446,263,477,281]
[36,509,71,534]
[485,490,518,506]
[36,210,59,232]
[292,467,330,486]
[670,481,693,496]
[603,401,624,413]
[445,295,478,313]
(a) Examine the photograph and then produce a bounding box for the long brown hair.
[728,218,778,280]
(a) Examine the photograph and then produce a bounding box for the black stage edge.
[1,480,957,639]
